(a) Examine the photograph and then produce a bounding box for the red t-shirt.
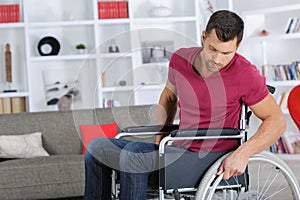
[168,47,269,152]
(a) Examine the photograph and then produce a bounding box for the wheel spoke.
[195,152,300,200]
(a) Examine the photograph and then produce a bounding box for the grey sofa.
[0,105,158,200]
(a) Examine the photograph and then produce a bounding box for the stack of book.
[262,61,300,82]
[0,4,20,23]
[98,1,128,19]
[285,17,300,34]
[0,97,26,114]
[271,131,300,154]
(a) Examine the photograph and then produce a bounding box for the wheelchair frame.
[113,86,300,199]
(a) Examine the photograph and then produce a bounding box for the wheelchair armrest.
[170,128,240,137]
[121,124,179,133]
[116,124,179,139]
[267,84,275,94]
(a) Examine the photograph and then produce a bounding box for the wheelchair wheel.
[195,151,300,200]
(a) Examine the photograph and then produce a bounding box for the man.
[84,10,285,199]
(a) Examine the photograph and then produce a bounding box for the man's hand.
[216,149,250,180]
[216,94,286,180]
[155,135,163,145]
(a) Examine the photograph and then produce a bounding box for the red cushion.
[288,85,300,131]
[80,123,118,154]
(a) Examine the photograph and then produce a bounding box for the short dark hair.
[205,10,244,44]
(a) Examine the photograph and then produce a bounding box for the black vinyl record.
[37,36,60,56]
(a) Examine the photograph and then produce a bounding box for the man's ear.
[202,31,207,42]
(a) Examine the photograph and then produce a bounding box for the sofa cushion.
[0,109,94,155]
[0,155,84,199]
[0,132,49,158]
[80,122,118,154]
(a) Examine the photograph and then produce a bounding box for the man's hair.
[205,10,244,44]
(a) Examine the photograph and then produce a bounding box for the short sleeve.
[167,53,176,86]
[239,66,269,106]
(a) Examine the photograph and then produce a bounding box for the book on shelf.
[0,97,26,114]
[293,60,300,79]
[118,1,128,18]
[285,17,294,34]
[0,4,20,23]
[270,131,300,154]
[101,72,106,87]
[109,2,118,19]
[2,97,12,114]
[281,131,300,154]
[277,91,289,108]
[285,17,300,34]
[0,98,3,114]
[270,137,287,154]
[98,1,128,19]
[262,61,300,82]
[11,97,26,113]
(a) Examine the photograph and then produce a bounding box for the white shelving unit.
[0,0,202,112]
[233,0,300,161]
[0,2,27,105]
[98,0,202,108]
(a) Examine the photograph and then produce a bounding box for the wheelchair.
[112,86,300,200]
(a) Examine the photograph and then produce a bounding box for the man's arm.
[217,94,286,179]
[156,80,178,144]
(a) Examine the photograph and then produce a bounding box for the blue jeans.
[84,138,161,200]
[84,138,231,200]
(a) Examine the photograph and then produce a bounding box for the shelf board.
[242,3,300,16]
[99,53,132,59]
[97,18,130,25]
[102,84,164,92]
[28,20,94,28]
[247,32,300,41]
[134,84,164,91]
[30,54,97,62]
[140,62,169,67]
[133,16,197,24]
[102,86,135,92]
[0,22,24,29]
[267,80,300,87]
[0,91,29,98]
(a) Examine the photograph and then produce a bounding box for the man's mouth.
[210,62,219,69]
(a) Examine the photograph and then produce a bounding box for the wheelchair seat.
[160,128,247,191]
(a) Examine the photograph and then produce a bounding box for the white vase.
[149,6,172,17]
[77,49,85,54]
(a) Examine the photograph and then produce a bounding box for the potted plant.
[76,43,86,54]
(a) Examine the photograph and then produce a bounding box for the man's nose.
[212,52,222,64]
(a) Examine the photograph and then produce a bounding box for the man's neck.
[193,51,212,79]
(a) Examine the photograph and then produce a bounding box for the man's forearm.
[156,88,178,144]
[238,112,286,157]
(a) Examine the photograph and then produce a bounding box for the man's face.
[202,29,239,73]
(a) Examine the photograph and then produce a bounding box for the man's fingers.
[223,170,232,180]
[216,164,224,175]
[223,169,243,180]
